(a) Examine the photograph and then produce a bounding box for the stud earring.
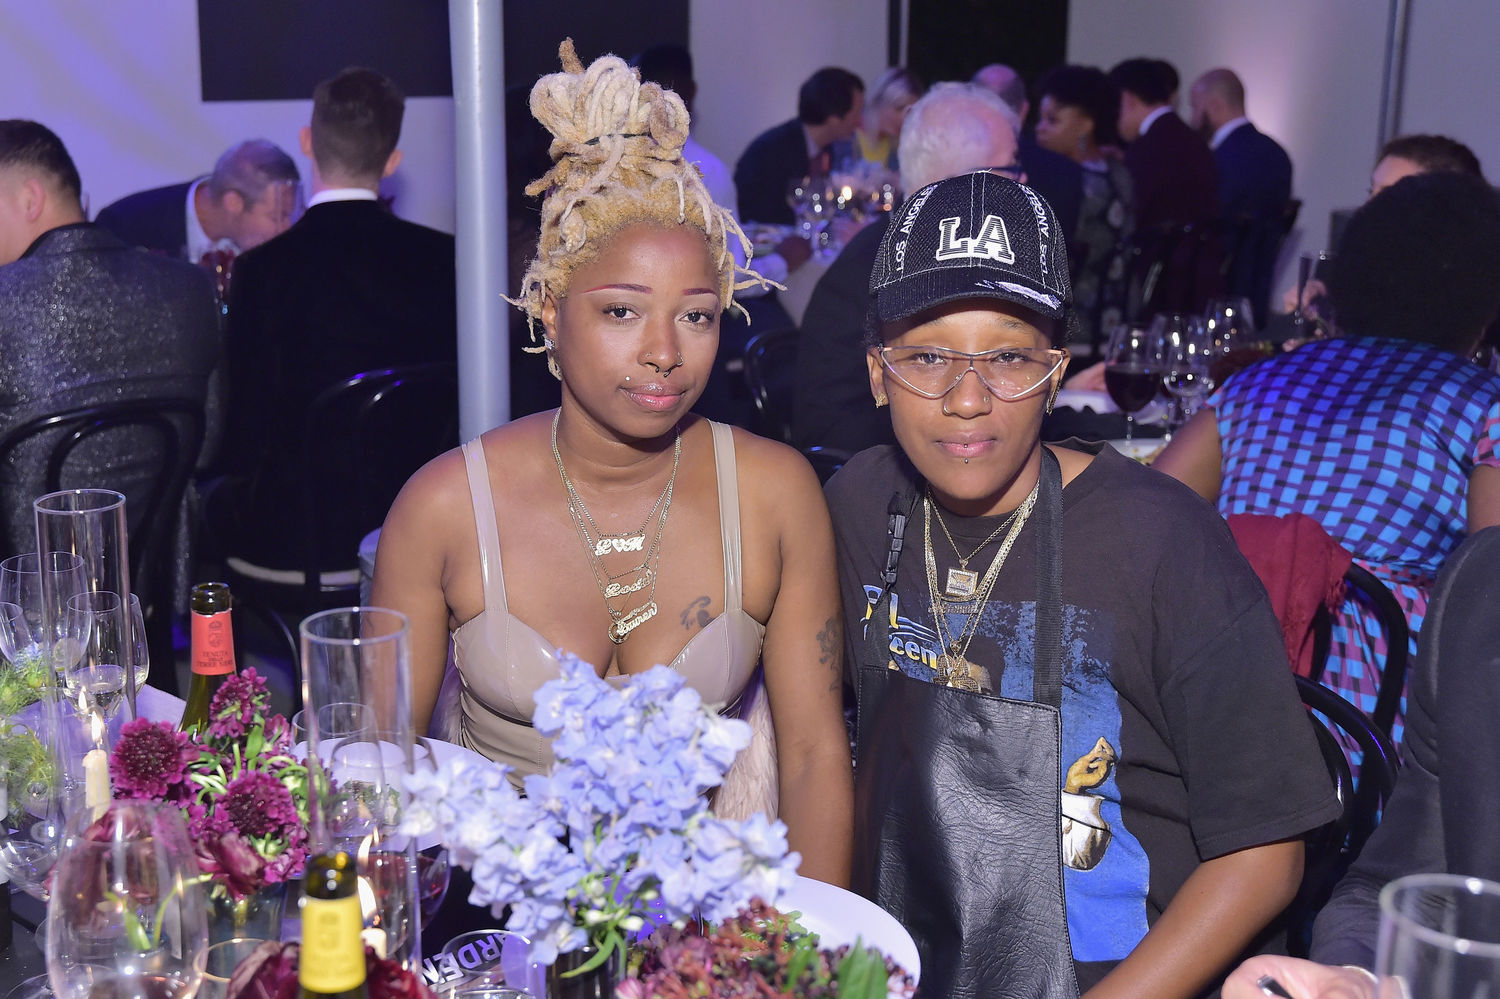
[875,393,889,408]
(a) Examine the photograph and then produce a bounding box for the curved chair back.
[0,397,205,692]
[1309,562,1410,737]
[297,363,459,604]
[1285,673,1400,956]
[742,327,800,444]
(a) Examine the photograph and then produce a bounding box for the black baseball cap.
[870,171,1073,328]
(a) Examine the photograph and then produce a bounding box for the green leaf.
[563,930,618,978]
[245,726,265,761]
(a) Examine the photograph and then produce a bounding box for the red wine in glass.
[1106,364,1160,412]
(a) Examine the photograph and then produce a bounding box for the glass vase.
[300,607,419,969]
[546,944,627,999]
[205,880,287,944]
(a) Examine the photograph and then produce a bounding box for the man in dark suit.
[217,68,457,573]
[1110,58,1221,312]
[94,140,300,262]
[791,83,1020,456]
[0,120,220,554]
[734,67,864,227]
[1190,68,1294,320]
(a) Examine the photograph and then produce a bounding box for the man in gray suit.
[0,120,221,554]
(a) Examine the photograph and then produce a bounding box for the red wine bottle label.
[300,893,367,992]
[190,609,236,676]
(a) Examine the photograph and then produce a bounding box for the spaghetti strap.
[461,438,509,613]
[708,421,744,615]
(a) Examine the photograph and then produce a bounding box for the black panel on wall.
[199,0,688,102]
[199,0,454,100]
[906,0,1069,96]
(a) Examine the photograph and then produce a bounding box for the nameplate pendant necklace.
[931,495,1027,600]
[552,411,680,644]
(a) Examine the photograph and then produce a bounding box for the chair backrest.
[800,445,854,486]
[1286,673,1400,956]
[742,327,800,444]
[1122,222,1224,320]
[0,397,204,592]
[299,364,459,602]
[1309,562,1410,737]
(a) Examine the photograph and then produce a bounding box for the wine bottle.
[300,851,369,999]
[178,582,237,735]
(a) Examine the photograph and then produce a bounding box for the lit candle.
[84,748,110,813]
[356,875,387,957]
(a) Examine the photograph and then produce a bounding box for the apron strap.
[862,489,919,672]
[1032,447,1065,710]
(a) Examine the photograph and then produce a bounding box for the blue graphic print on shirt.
[860,585,1151,962]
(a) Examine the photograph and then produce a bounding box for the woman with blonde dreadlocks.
[371,42,854,885]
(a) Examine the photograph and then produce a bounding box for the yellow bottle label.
[299,894,367,992]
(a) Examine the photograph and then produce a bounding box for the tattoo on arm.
[680,595,712,632]
[817,615,843,691]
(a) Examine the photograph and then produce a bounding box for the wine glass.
[1377,873,1500,998]
[1103,322,1163,443]
[1204,296,1264,387]
[785,176,828,244]
[0,553,89,682]
[126,595,148,694]
[0,692,68,901]
[62,592,129,723]
[46,800,209,999]
[1154,313,1215,428]
[435,929,543,999]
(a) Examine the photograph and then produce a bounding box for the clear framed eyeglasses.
[879,344,1069,401]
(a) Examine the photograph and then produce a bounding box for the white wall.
[0,1,456,233]
[1401,3,1500,176]
[690,0,890,168]
[1067,0,1390,292]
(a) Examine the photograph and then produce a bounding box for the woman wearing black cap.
[824,170,1338,999]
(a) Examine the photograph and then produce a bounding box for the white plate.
[777,876,921,988]
[1106,438,1166,462]
[1053,387,1117,414]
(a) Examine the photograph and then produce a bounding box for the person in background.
[1109,57,1217,233]
[1034,64,1134,348]
[0,120,220,555]
[95,139,299,262]
[1154,171,1500,754]
[792,83,1021,457]
[835,66,923,174]
[828,169,1336,997]
[1189,68,1293,323]
[972,61,1084,252]
[1277,134,1484,333]
[733,67,864,229]
[213,67,457,577]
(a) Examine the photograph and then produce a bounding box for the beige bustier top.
[450,420,766,780]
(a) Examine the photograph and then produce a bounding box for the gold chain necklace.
[930,494,1026,599]
[551,411,681,643]
[922,482,1039,690]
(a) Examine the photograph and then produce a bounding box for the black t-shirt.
[826,443,1340,986]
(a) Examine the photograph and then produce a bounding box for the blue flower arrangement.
[402,655,801,969]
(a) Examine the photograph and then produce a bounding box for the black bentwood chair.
[742,327,800,445]
[1308,563,1410,739]
[1285,674,1400,956]
[0,397,206,693]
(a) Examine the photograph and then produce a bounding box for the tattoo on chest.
[680,595,712,632]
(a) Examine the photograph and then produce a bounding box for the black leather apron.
[853,449,1079,999]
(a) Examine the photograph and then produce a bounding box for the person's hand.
[1279,278,1329,315]
[776,234,813,272]
[1223,956,1376,999]
[1066,360,1107,392]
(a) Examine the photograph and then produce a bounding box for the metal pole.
[449,0,509,439]
[1377,0,1411,152]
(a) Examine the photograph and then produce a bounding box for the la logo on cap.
[934,214,1015,264]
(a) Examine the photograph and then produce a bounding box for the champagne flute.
[1377,873,1500,998]
[1103,322,1163,444]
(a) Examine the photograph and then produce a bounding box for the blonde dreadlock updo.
[513,40,772,376]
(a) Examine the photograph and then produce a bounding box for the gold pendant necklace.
[552,411,680,643]
[930,493,1024,600]
[922,482,1039,689]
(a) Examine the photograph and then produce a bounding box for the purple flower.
[222,770,300,840]
[208,668,271,739]
[109,719,198,801]
[196,830,268,899]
